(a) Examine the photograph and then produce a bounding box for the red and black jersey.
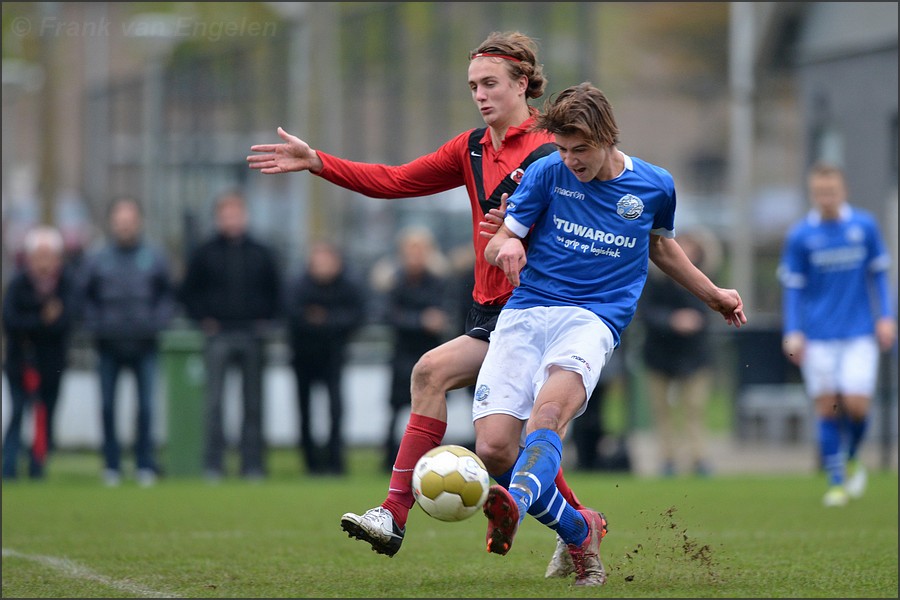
[316,113,556,306]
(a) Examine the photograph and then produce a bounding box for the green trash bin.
[161,328,206,477]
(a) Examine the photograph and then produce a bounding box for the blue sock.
[494,446,586,543]
[507,430,569,522]
[507,430,562,519]
[528,482,589,547]
[493,460,516,489]
[845,416,869,461]
[819,418,843,486]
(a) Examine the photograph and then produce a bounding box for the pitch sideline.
[2,547,178,598]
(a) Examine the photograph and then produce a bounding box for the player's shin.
[507,429,563,520]
[383,413,447,527]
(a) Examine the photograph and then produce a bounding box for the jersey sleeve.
[315,132,469,199]
[651,170,676,238]
[863,213,895,318]
[777,225,807,290]
[864,213,892,274]
[777,225,807,334]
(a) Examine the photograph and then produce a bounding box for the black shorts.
[464,302,504,342]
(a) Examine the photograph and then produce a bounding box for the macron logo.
[554,186,585,201]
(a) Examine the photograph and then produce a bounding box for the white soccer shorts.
[802,335,880,398]
[472,305,616,423]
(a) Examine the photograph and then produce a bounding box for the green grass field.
[2,448,897,598]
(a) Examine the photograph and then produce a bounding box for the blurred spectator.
[778,163,896,508]
[446,245,478,405]
[2,226,77,480]
[80,198,176,487]
[285,240,365,475]
[376,227,451,471]
[448,244,477,337]
[637,229,721,477]
[179,190,281,481]
[571,348,628,471]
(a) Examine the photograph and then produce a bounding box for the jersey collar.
[478,107,540,148]
[809,203,851,225]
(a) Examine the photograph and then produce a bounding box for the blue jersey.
[503,152,676,345]
[778,204,892,341]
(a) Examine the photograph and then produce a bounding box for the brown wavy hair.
[469,31,547,100]
[534,82,620,147]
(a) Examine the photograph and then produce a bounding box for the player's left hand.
[876,317,897,352]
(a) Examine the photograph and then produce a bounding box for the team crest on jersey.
[510,168,525,184]
[617,194,644,220]
[474,384,491,406]
[846,225,864,244]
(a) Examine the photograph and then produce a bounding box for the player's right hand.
[782,331,805,366]
[247,127,324,174]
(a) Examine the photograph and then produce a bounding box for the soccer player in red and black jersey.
[248,31,596,577]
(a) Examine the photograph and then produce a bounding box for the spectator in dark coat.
[378,227,451,471]
[2,226,77,480]
[285,241,365,475]
[81,198,176,486]
[637,229,720,477]
[179,190,281,481]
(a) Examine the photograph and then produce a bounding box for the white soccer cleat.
[845,461,868,499]
[567,509,608,586]
[822,486,849,507]
[545,534,575,578]
[340,507,405,557]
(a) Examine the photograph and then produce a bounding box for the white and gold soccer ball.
[412,445,491,522]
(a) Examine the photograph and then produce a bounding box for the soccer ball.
[412,445,491,522]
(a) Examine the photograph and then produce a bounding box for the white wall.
[1,363,477,451]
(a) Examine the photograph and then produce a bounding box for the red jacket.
[316,114,555,306]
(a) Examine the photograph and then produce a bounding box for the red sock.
[382,413,447,528]
[555,467,585,510]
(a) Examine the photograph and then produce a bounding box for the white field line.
[2,547,179,598]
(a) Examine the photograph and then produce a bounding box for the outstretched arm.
[648,234,747,328]
[247,127,324,175]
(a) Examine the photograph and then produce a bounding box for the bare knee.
[841,395,870,420]
[411,351,443,388]
[475,437,519,477]
[815,395,841,418]
[409,352,449,410]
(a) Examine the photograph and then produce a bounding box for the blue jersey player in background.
[778,163,897,508]
[472,82,747,587]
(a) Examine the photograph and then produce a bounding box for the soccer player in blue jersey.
[778,163,896,508]
[472,82,747,586]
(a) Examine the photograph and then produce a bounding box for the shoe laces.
[566,544,588,579]
[367,507,391,522]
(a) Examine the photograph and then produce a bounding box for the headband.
[470,52,522,63]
